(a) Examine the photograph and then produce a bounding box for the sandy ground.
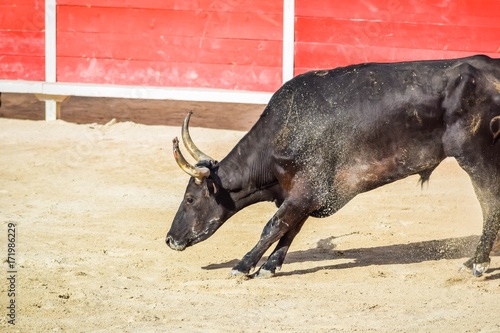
[1,116,500,333]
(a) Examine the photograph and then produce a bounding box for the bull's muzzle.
[165,235,187,251]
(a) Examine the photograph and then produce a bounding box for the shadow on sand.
[202,235,499,278]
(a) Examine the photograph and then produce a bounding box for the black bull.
[166,55,500,278]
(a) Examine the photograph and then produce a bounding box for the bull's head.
[166,112,235,251]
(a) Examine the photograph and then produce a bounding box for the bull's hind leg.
[231,199,311,277]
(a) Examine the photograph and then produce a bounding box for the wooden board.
[0,1,45,80]
[0,2,45,31]
[56,57,282,91]
[295,0,500,74]
[2,0,499,90]
[0,55,44,80]
[296,0,500,25]
[55,2,283,91]
[57,32,281,67]
[57,6,282,40]
[57,0,283,13]
[294,44,499,76]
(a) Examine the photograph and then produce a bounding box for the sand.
[1,117,499,332]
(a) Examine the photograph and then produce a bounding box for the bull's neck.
[216,124,277,208]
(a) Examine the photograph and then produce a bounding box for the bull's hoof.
[231,260,254,277]
[229,270,251,281]
[253,268,276,279]
[460,258,474,274]
[230,269,249,277]
[462,258,474,270]
[462,257,490,277]
[472,262,490,277]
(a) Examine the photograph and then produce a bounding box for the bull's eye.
[185,196,194,204]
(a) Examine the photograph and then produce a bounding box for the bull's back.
[263,58,461,214]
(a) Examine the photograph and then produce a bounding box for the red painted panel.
[57,0,283,13]
[0,31,45,55]
[56,57,282,91]
[296,18,500,54]
[296,0,500,26]
[57,32,282,67]
[295,0,500,74]
[294,43,500,75]
[56,2,283,91]
[0,2,45,31]
[0,1,45,81]
[57,6,282,41]
[0,55,44,80]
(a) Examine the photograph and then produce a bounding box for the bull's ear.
[490,116,500,144]
[442,64,479,119]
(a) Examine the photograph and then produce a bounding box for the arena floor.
[1,94,499,332]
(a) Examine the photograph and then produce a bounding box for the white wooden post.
[282,0,295,84]
[35,94,69,120]
[42,0,68,121]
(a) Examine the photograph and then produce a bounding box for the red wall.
[295,0,500,75]
[1,1,499,92]
[0,0,45,80]
[56,0,284,91]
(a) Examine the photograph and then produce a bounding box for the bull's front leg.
[252,216,309,278]
[463,187,500,276]
[464,212,500,276]
[231,200,311,277]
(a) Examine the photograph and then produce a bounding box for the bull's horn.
[173,137,210,184]
[490,116,500,145]
[182,112,214,162]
